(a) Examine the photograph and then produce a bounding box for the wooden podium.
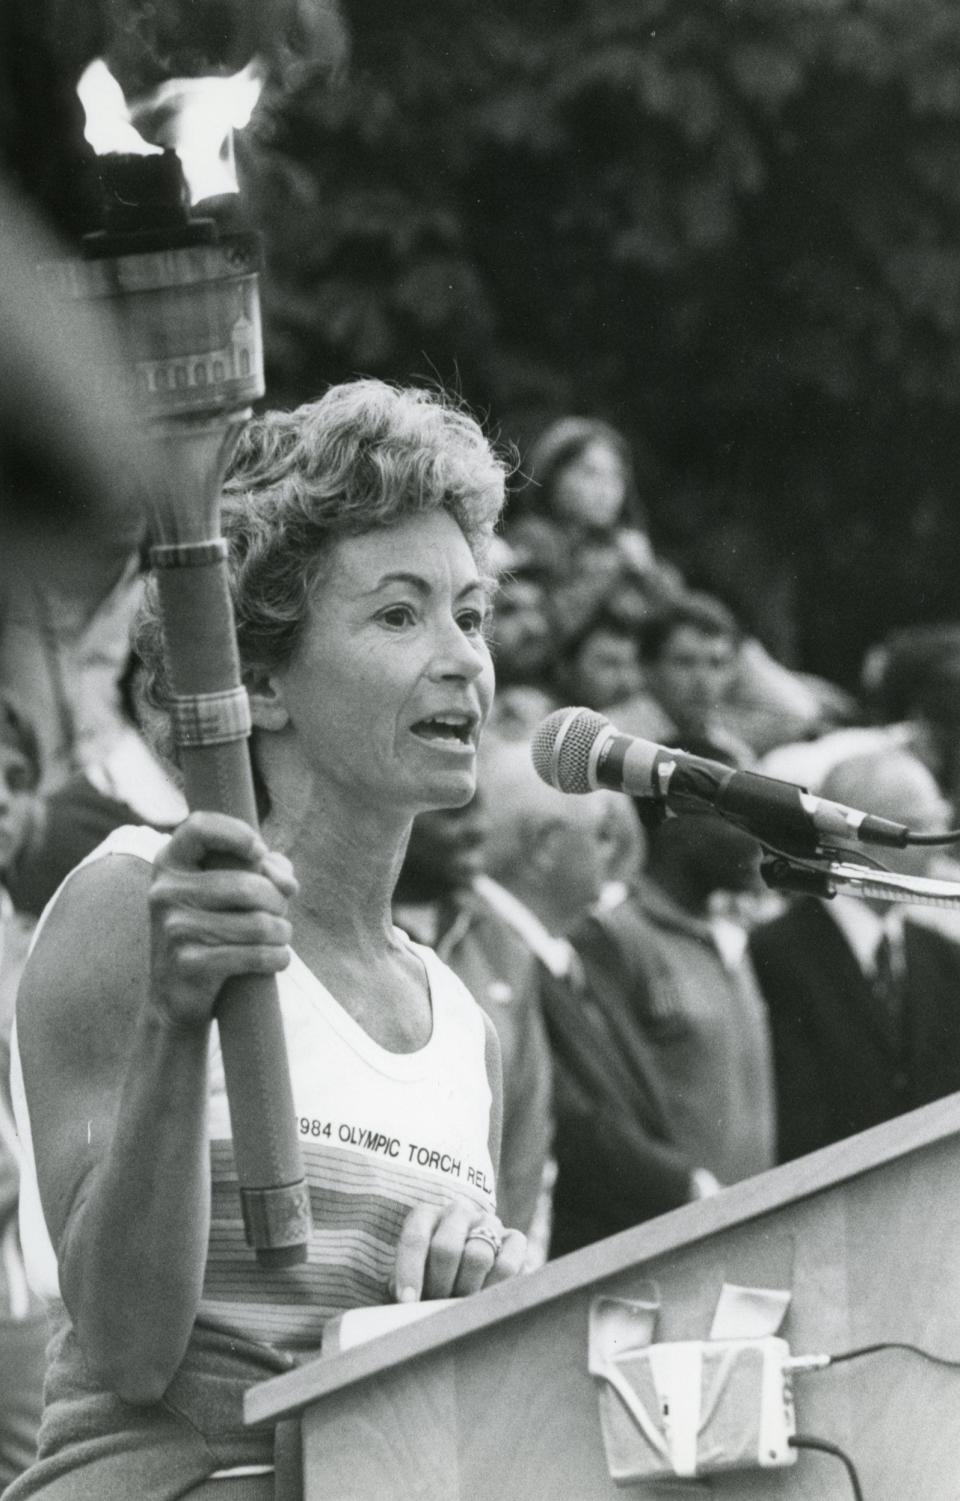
[245,1093,960,1499]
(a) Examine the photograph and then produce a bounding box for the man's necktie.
[872,929,904,1047]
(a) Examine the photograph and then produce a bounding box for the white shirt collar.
[471,874,577,980]
[709,915,749,971]
[826,895,905,974]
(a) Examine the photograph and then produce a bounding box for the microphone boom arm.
[762,853,960,910]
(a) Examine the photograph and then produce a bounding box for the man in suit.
[564,750,776,1257]
[749,746,960,1163]
[476,739,722,1258]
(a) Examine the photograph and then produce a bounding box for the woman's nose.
[429,618,486,680]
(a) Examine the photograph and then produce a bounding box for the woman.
[8,380,526,1500]
[505,416,683,647]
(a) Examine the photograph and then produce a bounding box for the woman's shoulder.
[70,822,170,871]
[18,829,160,1049]
[29,823,167,949]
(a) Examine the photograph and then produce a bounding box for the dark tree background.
[240,0,960,686]
[5,0,960,686]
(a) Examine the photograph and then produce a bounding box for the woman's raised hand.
[391,1199,527,1304]
[147,812,299,1032]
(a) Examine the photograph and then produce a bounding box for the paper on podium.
[323,1300,458,1356]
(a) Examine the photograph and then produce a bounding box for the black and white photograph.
[3,3,960,1497]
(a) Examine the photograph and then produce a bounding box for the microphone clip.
[760,854,836,900]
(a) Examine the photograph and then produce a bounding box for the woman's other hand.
[391,1200,527,1303]
[148,811,298,1032]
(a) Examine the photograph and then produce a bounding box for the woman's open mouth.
[410,713,476,748]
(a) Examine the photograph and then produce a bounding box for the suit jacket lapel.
[796,900,901,1058]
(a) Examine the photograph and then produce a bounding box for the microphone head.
[530,706,611,794]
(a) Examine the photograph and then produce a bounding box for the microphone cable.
[905,827,960,845]
[825,1338,960,1370]
[786,1338,960,1501]
[789,1435,863,1501]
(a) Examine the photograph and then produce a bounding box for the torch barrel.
[152,534,311,1266]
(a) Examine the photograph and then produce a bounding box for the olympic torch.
[43,136,311,1265]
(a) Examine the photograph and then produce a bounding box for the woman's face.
[550,440,627,531]
[274,510,495,814]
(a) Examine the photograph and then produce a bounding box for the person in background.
[0,177,158,800]
[486,561,557,699]
[392,794,554,1258]
[721,637,857,758]
[6,654,187,918]
[613,593,755,766]
[758,621,960,802]
[567,748,775,1250]
[555,605,643,713]
[0,545,147,796]
[473,739,706,1259]
[750,747,960,1164]
[507,418,845,758]
[484,683,559,747]
[863,622,960,813]
[0,698,41,1039]
[482,554,561,746]
[505,416,683,648]
[0,696,47,1491]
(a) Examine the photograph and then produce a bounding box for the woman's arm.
[16,814,296,1404]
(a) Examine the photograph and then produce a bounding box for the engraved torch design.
[43,127,311,1265]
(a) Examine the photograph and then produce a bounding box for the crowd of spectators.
[6,401,960,1486]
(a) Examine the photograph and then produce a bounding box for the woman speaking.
[8,380,525,1500]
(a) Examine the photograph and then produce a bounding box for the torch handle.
[152,542,311,1267]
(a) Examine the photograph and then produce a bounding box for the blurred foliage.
[240,0,960,683]
[0,0,106,239]
[5,0,960,681]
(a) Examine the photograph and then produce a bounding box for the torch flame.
[77,58,163,158]
[131,62,265,206]
[77,58,265,207]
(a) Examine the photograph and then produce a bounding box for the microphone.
[530,707,911,851]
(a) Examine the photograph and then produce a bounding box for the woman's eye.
[379,604,417,629]
[458,608,488,634]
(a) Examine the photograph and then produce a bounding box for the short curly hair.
[135,379,509,720]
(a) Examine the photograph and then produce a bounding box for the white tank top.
[12,826,497,1351]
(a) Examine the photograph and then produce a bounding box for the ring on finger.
[466,1225,503,1257]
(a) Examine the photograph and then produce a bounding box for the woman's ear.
[245,665,290,732]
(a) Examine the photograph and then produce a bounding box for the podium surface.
[247,1093,960,1499]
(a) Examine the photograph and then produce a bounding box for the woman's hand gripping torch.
[43,150,311,1266]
